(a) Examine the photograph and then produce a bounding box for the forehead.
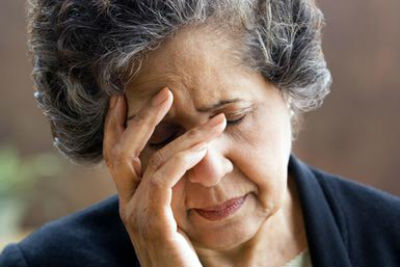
[125,26,260,112]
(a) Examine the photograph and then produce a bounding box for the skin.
[104,26,307,267]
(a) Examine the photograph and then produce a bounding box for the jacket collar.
[289,154,352,267]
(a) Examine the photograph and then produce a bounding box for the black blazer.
[1,155,400,267]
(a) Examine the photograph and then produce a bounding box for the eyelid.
[211,103,252,115]
[149,104,255,148]
[223,105,253,118]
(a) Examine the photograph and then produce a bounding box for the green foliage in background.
[0,145,66,237]
[0,145,64,198]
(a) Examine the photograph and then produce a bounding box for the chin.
[197,219,262,250]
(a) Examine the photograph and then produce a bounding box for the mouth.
[193,194,248,221]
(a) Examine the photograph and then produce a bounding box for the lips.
[193,194,247,221]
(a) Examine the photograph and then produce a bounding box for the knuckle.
[104,146,121,169]
[105,141,141,168]
[113,149,134,165]
[111,149,126,166]
[110,146,120,160]
[117,152,131,162]
[186,128,200,139]
[171,152,190,168]
[150,150,166,166]
[131,109,148,123]
[148,176,165,190]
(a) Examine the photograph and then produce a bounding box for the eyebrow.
[196,98,242,112]
[127,98,242,121]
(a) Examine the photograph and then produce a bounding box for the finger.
[147,113,226,173]
[104,95,141,202]
[119,87,173,158]
[103,95,126,160]
[109,158,141,203]
[148,142,208,199]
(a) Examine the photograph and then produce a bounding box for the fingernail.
[152,88,170,106]
[208,113,225,127]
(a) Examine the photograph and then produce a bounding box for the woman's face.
[126,27,292,250]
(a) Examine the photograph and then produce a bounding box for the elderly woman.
[1,0,399,266]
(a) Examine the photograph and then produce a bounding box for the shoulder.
[309,165,400,264]
[310,165,400,221]
[0,195,138,267]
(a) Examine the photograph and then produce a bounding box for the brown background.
[0,0,399,230]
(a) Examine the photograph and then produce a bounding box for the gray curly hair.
[27,0,331,163]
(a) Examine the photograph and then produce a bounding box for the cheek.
[228,107,291,210]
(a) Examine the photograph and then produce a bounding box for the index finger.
[120,87,173,158]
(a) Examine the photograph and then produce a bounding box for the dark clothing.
[1,155,400,266]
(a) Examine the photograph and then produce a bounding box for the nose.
[186,139,233,187]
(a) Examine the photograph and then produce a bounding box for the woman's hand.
[103,88,226,267]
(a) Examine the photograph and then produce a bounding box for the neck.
[195,174,307,267]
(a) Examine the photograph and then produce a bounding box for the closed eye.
[149,109,251,149]
[226,115,246,126]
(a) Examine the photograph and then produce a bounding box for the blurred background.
[0,0,399,250]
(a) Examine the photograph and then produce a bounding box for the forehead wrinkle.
[127,71,187,98]
[125,25,257,122]
[127,78,200,122]
[128,26,245,96]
